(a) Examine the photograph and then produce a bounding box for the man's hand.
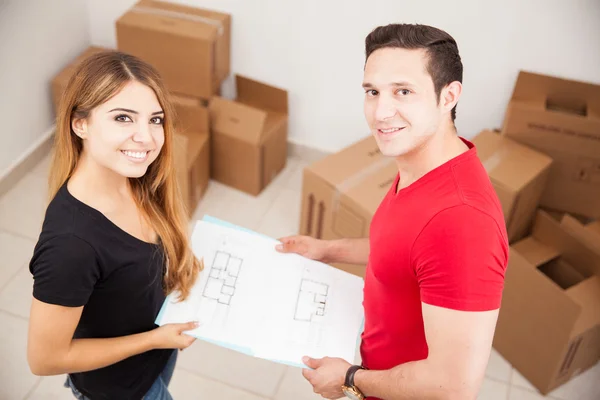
[302,356,350,399]
[276,236,332,263]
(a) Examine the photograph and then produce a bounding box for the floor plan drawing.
[157,218,365,368]
[202,251,243,305]
[294,279,329,322]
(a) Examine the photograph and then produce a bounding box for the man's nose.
[375,95,397,122]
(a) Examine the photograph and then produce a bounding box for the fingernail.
[276,245,282,251]
[302,356,309,363]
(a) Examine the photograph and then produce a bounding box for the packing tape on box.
[131,6,224,35]
[331,158,396,213]
[481,146,512,174]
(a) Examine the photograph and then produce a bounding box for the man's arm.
[354,302,498,400]
[276,236,370,265]
[325,238,370,265]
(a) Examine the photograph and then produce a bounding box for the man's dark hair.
[365,24,463,121]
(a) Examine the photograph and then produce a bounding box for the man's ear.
[441,81,462,113]
[72,117,88,139]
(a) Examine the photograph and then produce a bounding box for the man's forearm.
[325,238,369,265]
[35,331,156,376]
[354,359,475,400]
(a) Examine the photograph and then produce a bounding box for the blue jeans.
[64,350,178,400]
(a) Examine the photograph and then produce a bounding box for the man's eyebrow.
[390,81,415,88]
[362,81,415,89]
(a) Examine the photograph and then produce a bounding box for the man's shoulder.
[449,154,506,226]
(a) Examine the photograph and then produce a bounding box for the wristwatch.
[341,365,366,400]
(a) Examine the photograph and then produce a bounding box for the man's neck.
[395,128,468,192]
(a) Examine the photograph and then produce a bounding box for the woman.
[27,50,203,400]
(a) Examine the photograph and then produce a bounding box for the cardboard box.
[171,93,209,135]
[51,46,109,113]
[501,71,600,218]
[472,130,553,242]
[561,214,600,259]
[208,75,288,196]
[299,136,397,277]
[173,131,210,217]
[493,210,600,394]
[171,94,211,216]
[116,0,231,99]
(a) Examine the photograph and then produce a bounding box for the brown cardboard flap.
[560,215,600,266]
[120,0,226,40]
[209,97,266,144]
[171,93,208,108]
[566,276,600,336]
[533,211,600,278]
[494,249,581,389]
[512,71,600,119]
[183,131,206,169]
[341,162,398,215]
[538,259,589,290]
[308,136,391,187]
[474,130,552,192]
[512,236,560,267]
[171,94,209,133]
[172,132,190,212]
[235,75,288,114]
[261,113,287,144]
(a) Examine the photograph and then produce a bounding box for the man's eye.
[365,90,379,96]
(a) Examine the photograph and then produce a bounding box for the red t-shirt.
[360,138,509,395]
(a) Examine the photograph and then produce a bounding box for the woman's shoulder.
[35,185,103,257]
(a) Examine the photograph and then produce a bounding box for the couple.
[27,23,508,400]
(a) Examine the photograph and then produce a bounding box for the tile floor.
[0,153,599,400]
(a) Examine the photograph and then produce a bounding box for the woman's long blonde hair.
[50,50,202,300]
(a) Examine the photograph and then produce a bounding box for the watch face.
[342,387,363,400]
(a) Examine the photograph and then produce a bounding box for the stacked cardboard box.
[115,0,290,197]
[299,136,397,277]
[493,210,600,394]
[51,0,290,218]
[491,72,600,395]
[50,46,210,217]
[209,75,289,196]
[472,130,553,243]
[171,94,210,216]
[501,71,600,219]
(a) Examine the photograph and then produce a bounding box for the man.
[276,24,509,400]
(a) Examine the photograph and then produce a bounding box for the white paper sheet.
[156,218,365,367]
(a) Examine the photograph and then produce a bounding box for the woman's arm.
[27,298,197,376]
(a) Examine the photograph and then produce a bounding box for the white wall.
[0,0,90,174]
[85,0,600,152]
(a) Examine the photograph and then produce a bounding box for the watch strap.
[344,365,365,387]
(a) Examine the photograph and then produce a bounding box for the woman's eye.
[115,115,132,123]
[150,116,164,125]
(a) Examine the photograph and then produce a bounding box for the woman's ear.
[72,118,88,139]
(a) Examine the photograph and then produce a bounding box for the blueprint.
[156,217,365,367]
